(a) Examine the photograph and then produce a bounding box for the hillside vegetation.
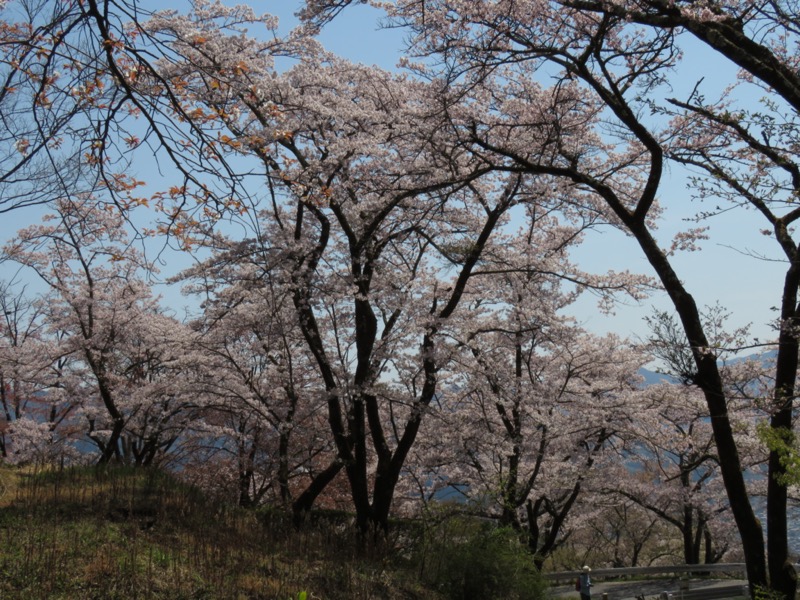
[0,466,546,599]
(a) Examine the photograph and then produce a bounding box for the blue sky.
[2,1,787,349]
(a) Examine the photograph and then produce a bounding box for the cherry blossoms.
[0,0,795,589]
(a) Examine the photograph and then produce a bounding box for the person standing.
[579,565,592,600]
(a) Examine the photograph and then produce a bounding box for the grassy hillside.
[0,466,545,600]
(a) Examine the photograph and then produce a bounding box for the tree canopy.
[1,1,799,597]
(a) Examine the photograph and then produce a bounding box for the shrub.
[418,516,547,600]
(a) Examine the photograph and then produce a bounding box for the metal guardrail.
[545,564,748,583]
[660,584,750,600]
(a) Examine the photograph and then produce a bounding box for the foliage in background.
[757,423,800,487]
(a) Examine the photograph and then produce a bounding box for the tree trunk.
[291,459,344,527]
[97,417,125,465]
[683,503,697,565]
[627,222,768,594]
[765,262,800,600]
[278,431,291,505]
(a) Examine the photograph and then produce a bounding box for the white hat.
[583,565,591,571]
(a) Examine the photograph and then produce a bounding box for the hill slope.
[0,466,445,600]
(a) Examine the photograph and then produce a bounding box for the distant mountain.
[638,348,778,387]
[638,368,678,386]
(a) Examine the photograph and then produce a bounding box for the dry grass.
[0,466,445,600]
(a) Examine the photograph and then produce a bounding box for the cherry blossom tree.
[0,281,81,464]
[0,0,99,214]
[297,0,800,594]
[433,243,649,566]
[613,383,737,565]
[0,282,42,457]
[109,309,198,467]
[2,197,196,466]
[9,0,791,577]
[179,258,339,510]
[143,6,472,529]
[581,500,674,568]
[617,308,774,565]
[136,0,654,536]
[0,0,294,222]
